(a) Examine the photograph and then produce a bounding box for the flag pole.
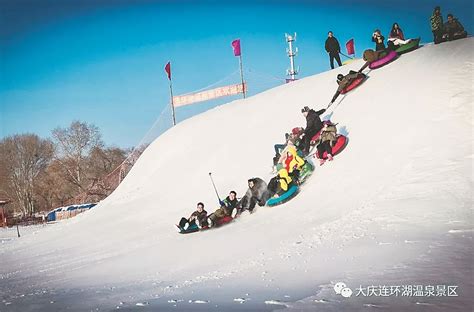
[169,79,176,126]
[239,54,246,99]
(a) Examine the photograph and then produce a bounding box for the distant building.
[46,203,97,222]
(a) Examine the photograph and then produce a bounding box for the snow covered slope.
[1,39,473,311]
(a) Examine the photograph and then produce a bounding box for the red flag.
[231,39,241,56]
[164,62,171,80]
[346,39,355,55]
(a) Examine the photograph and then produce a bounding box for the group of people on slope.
[179,175,284,231]
[431,7,467,44]
[325,6,468,70]
[179,105,339,232]
[371,23,415,52]
[324,22,414,70]
[273,106,336,166]
[178,190,239,231]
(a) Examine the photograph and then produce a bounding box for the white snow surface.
[1,39,473,311]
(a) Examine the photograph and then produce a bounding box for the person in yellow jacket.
[284,146,305,174]
[268,168,293,197]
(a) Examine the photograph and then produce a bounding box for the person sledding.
[268,168,294,198]
[372,29,386,51]
[443,14,467,41]
[176,202,208,232]
[330,70,366,104]
[208,191,238,227]
[237,178,270,213]
[387,23,412,49]
[273,127,304,171]
[301,106,326,157]
[314,122,338,166]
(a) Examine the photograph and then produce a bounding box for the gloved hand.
[219,200,225,207]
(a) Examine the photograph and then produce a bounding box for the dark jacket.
[221,195,238,215]
[359,49,384,73]
[189,209,208,226]
[331,71,363,103]
[305,109,326,136]
[372,34,386,51]
[444,18,464,34]
[325,37,341,54]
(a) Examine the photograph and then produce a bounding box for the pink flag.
[346,39,355,55]
[164,62,171,80]
[231,39,241,56]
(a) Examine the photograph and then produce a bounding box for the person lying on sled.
[330,70,366,104]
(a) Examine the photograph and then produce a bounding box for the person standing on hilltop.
[430,6,444,44]
[325,31,343,69]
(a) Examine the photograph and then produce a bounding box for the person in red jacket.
[387,23,411,49]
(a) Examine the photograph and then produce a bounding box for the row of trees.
[0,121,134,217]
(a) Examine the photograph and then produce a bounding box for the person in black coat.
[325,31,343,69]
[372,29,386,51]
[301,106,326,156]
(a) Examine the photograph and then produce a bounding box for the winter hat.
[301,106,310,113]
[197,202,204,208]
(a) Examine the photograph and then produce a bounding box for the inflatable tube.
[340,74,367,95]
[214,215,233,227]
[395,38,420,55]
[178,215,233,234]
[316,135,348,159]
[266,185,299,207]
[369,50,398,69]
[178,223,200,234]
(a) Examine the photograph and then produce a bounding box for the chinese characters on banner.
[173,83,247,107]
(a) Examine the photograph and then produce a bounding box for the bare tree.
[0,134,54,216]
[52,121,103,192]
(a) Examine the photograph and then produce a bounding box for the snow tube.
[369,50,398,69]
[340,74,367,95]
[316,135,348,159]
[266,185,299,207]
[178,216,233,234]
[214,215,233,227]
[178,223,200,234]
[395,38,420,55]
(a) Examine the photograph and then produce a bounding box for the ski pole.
[340,52,354,59]
[208,172,222,203]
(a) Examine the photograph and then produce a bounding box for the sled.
[315,135,348,160]
[340,74,367,95]
[266,184,299,207]
[395,38,421,55]
[369,50,398,69]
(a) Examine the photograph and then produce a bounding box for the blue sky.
[1,0,472,147]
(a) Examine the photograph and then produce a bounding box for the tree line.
[0,121,141,217]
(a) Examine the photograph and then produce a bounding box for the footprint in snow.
[168,299,184,303]
[264,300,288,306]
[448,229,473,233]
[314,299,329,303]
[189,300,209,304]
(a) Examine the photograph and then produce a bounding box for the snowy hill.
[1,38,473,311]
